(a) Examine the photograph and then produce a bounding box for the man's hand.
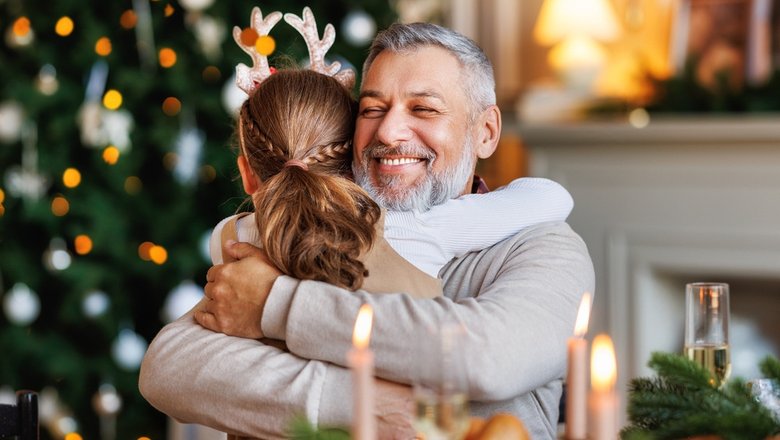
[375,379,416,440]
[195,241,282,339]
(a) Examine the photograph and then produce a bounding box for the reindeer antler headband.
[233,6,356,95]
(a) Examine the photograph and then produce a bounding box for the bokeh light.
[63,168,82,188]
[95,37,112,56]
[202,65,220,82]
[64,432,83,440]
[74,235,93,255]
[138,242,154,261]
[239,28,258,46]
[51,196,70,216]
[120,10,137,29]
[200,165,216,183]
[55,17,74,37]
[255,35,275,56]
[12,17,31,37]
[102,146,120,165]
[164,4,175,17]
[149,245,168,264]
[162,97,181,116]
[103,89,123,110]
[163,152,177,171]
[0,188,4,203]
[159,48,177,68]
[124,176,142,194]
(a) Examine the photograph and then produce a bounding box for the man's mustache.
[362,143,437,161]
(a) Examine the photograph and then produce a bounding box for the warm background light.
[95,37,112,56]
[202,66,221,82]
[255,35,275,56]
[55,17,74,36]
[102,146,120,164]
[124,176,142,194]
[63,168,82,188]
[149,245,168,264]
[162,97,181,116]
[138,241,154,261]
[103,89,123,110]
[51,196,70,216]
[591,334,617,392]
[12,17,31,37]
[119,10,137,29]
[64,433,83,440]
[352,304,373,349]
[74,235,93,255]
[240,28,258,46]
[164,4,175,17]
[159,48,177,68]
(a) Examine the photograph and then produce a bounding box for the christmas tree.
[0,1,396,438]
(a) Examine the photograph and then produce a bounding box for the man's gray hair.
[362,22,496,117]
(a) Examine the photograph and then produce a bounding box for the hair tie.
[284,159,309,171]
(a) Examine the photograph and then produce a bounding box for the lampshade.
[534,0,621,45]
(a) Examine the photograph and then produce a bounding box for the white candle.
[588,334,618,440]
[347,304,376,440]
[566,292,591,439]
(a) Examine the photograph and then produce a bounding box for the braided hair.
[237,69,380,290]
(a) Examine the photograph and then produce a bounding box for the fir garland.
[622,353,780,440]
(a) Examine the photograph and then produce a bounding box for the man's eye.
[414,107,436,113]
[360,108,385,118]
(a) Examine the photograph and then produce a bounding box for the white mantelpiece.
[515,116,780,417]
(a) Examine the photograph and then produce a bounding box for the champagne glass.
[413,321,471,440]
[684,282,731,386]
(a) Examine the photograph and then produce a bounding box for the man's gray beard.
[353,139,476,212]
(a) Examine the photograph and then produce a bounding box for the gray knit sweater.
[140,221,594,439]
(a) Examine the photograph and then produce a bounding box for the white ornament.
[222,73,247,117]
[36,64,59,96]
[0,101,25,143]
[77,103,134,152]
[82,290,110,317]
[178,0,215,12]
[173,126,205,186]
[341,10,376,46]
[193,15,226,61]
[4,26,34,48]
[163,280,203,323]
[43,238,71,272]
[4,121,49,201]
[111,329,147,370]
[92,384,122,416]
[3,282,40,325]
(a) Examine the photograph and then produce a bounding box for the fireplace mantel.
[513,115,780,418]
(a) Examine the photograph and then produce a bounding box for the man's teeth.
[379,157,422,166]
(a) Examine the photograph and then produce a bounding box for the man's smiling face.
[352,46,478,211]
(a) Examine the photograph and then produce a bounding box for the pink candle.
[347,304,376,440]
[588,334,618,440]
[566,292,591,439]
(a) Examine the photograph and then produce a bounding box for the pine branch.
[647,352,712,389]
[622,353,780,440]
[760,356,780,382]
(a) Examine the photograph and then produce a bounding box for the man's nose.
[375,107,413,147]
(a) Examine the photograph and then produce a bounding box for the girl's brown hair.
[238,69,380,290]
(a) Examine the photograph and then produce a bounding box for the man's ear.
[474,105,501,159]
[237,155,261,195]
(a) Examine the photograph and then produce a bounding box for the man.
[139,22,594,440]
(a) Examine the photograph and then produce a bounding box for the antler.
[233,7,283,94]
[284,7,355,89]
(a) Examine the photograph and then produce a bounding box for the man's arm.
[139,302,416,439]
[264,222,594,401]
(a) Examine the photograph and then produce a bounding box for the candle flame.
[574,292,592,337]
[591,333,616,392]
[352,304,373,350]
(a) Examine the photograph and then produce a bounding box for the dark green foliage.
[0,1,395,438]
[621,352,780,440]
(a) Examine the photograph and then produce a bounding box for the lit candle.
[566,292,591,439]
[588,334,618,440]
[348,304,376,440]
